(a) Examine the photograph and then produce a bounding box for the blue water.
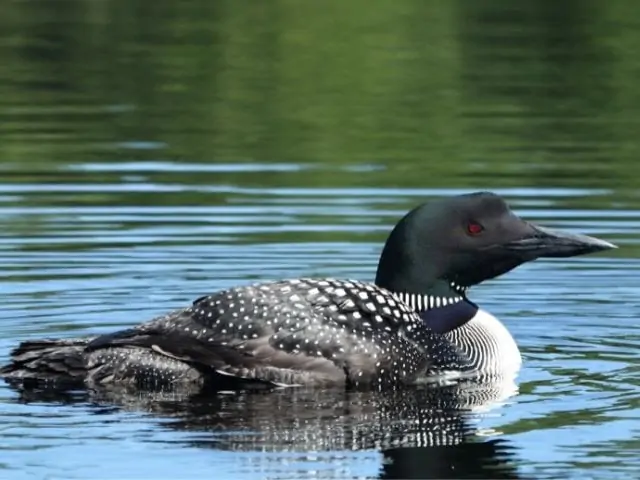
[1,173,638,479]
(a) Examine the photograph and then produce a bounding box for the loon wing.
[82,279,465,389]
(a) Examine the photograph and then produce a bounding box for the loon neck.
[387,281,520,375]
[394,291,464,310]
[392,278,467,307]
[394,288,521,375]
[390,280,478,334]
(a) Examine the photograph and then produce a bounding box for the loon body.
[1,192,615,391]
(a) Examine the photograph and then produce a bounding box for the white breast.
[443,309,522,375]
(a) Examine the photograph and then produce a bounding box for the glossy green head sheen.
[375,191,616,295]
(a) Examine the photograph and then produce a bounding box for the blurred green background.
[2,0,638,195]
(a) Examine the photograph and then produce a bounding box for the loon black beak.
[502,223,617,259]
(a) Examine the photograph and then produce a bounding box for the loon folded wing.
[85,279,465,388]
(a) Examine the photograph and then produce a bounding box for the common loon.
[1,192,615,391]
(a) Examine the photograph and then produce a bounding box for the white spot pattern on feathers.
[126,278,485,389]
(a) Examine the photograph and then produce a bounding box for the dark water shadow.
[6,377,523,479]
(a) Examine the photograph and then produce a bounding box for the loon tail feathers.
[0,338,92,386]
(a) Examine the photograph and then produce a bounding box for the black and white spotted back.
[89,278,469,389]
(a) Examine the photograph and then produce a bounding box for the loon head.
[375,191,616,296]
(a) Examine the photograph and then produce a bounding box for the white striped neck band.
[393,292,464,312]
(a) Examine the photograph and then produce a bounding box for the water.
[1,1,640,479]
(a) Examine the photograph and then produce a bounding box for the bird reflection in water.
[7,375,522,479]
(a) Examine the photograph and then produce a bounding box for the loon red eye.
[466,221,483,236]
